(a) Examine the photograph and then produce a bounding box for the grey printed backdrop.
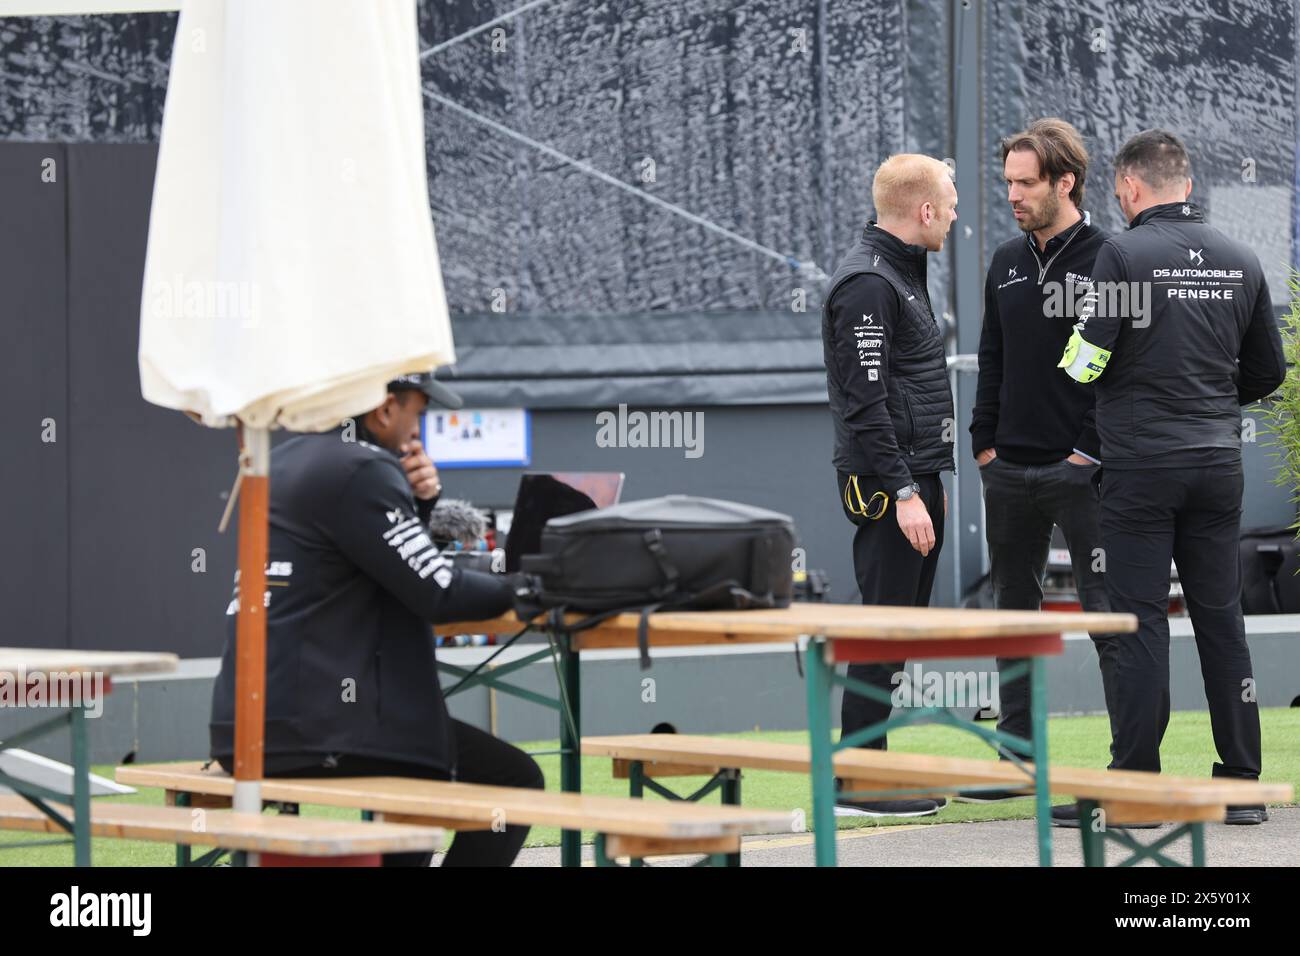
[982,0,1296,300]
[3,2,1293,404]
[1,2,1297,654]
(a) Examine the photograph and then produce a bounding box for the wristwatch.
[895,482,921,501]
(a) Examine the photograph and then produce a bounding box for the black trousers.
[1100,463,1260,779]
[979,456,1121,757]
[219,719,544,866]
[836,471,945,750]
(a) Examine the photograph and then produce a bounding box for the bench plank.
[371,811,494,831]
[604,834,739,859]
[114,764,789,840]
[583,735,1293,807]
[0,796,442,856]
[612,758,723,779]
[1101,801,1224,825]
[434,605,1135,643]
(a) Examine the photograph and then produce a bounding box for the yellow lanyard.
[844,475,890,520]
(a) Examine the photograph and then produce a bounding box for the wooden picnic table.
[435,603,1135,866]
[0,647,179,865]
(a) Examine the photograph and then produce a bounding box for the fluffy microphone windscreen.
[427,498,488,548]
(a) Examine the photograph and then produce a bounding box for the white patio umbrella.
[138,0,455,812]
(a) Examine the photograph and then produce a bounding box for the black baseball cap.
[387,371,463,410]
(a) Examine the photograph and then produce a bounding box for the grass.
[3,707,1297,866]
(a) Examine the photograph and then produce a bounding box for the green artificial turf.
[3,707,1296,865]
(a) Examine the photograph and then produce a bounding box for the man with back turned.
[1055,129,1285,826]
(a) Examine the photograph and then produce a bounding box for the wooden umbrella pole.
[233,425,270,814]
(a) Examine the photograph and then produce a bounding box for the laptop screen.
[503,472,624,572]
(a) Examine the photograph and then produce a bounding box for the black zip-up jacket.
[210,429,514,774]
[1077,201,1286,468]
[822,222,955,492]
[971,213,1109,464]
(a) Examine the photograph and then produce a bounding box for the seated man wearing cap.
[210,372,542,867]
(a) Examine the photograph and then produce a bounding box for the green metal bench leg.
[804,637,837,867]
[558,635,582,868]
[1081,818,1208,867]
[627,762,646,868]
[626,761,742,866]
[1077,799,1104,866]
[721,769,742,867]
[628,760,644,800]
[189,847,228,867]
[1109,823,1192,867]
[171,792,236,867]
[1028,655,1052,867]
[1189,823,1206,866]
[720,768,741,806]
[69,707,91,867]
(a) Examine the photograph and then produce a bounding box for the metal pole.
[69,706,90,866]
[1190,823,1206,867]
[805,637,837,867]
[629,761,645,869]
[233,425,270,815]
[949,0,986,604]
[721,770,742,868]
[1078,799,1104,867]
[1029,654,1052,866]
[558,632,581,867]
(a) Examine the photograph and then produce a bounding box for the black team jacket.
[970,212,1109,464]
[822,222,956,492]
[1074,201,1285,468]
[210,427,514,775]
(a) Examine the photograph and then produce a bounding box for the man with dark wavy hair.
[970,118,1121,799]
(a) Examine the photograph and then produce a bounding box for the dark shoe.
[954,787,1030,803]
[1051,803,1082,828]
[834,797,942,818]
[1224,805,1268,825]
[1050,801,1160,829]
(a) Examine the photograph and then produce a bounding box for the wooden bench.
[437,605,1136,866]
[583,734,1294,867]
[0,795,443,866]
[114,763,791,866]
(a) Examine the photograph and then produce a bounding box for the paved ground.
[439,806,1300,867]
